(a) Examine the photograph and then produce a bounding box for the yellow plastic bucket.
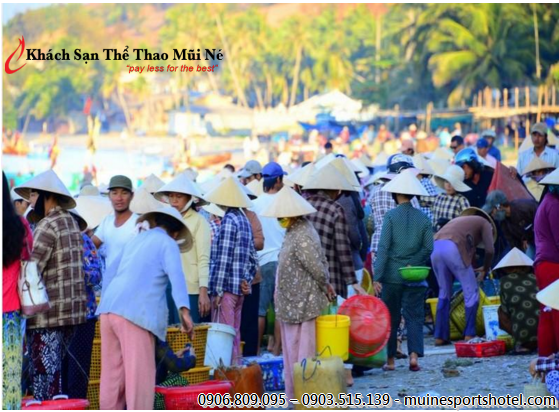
[316,315,351,361]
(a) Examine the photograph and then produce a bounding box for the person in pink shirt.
[2,172,33,409]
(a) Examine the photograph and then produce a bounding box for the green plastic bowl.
[398,266,430,282]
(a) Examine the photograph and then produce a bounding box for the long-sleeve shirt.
[432,193,470,232]
[181,209,211,295]
[535,353,559,373]
[337,192,369,271]
[96,227,190,342]
[501,199,538,250]
[463,169,494,209]
[534,192,559,265]
[374,202,434,284]
[245,209,264,284]
[209,208,257,297]
[155,338,196,385]
[28,207,87,329]
[306,192,356,298]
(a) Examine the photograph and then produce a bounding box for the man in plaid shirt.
[206,177,258,365]
[304,163,366,298]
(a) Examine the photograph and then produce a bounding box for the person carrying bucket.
[260,185,335,402]
[373,169,434,372]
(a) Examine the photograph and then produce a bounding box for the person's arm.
[196,219,211,291]
[481,221,495,273]
[83,235,102,290]
[373,214,392,284]
[163,240,191,310]
[535,355,559,373]
[31,221,56,276]
[247,212,265,251]
[294,233,329,294]
[155,339,196,374]
[333,208,357,287]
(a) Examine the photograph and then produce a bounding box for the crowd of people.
[3,121,559,409]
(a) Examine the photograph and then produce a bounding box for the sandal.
[395,351,408,359]
[409,353,420,372]
[409,364,421,372]
[382,364,395,372]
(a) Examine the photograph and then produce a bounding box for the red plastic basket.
[455,340,506,358]
[22,396,89,410]
[155,381,234,410]
[338,295,391,357]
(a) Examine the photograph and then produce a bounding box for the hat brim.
[434,175,472,193]
[137,211,193,253]
[154,191,209,207]
[536,279,559,310]
[15,187,76,210]
[459,207,497,246]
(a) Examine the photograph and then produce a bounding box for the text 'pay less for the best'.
[127,64,219,74]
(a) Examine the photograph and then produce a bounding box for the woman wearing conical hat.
[155,173,211,323]
[432,165,471,231]
[373,169,434,372]
[493,248,539,355]
[260,185,335,402]
[521,157,556,202]
[14,170,88,400]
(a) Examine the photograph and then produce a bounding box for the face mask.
[532,175,546,183]
[494,209,506,222]
[278,217,292,229]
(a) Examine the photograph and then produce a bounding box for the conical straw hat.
[434,165,472,193]
[328,157,361,189]
[359,154,374,168]
[154,173,208,206]
[246,178,264,197]
[137,206,193,253]
[427,158,451,177]
[141,174,165,194]
[202,203,225,218]
[75,194,113,230]
[381,169,429,197]
[15,170,76,209]
[522,157,555,176]
[303,162,356,192]
[285,163,316,187]
[11,188,25,202]
[314,153,337,170]
[351,158,370,179]
[540,168,559,185]
[372,152,389,167]
[79,185,100,197]
[459,207,497,245]
[413,154,435,176]
[130,187,167,215]
[432,147,454,161]
[204,176,253,208]
[493,247,534,271]
[240,181,257,200]
[364,171,392,188]
[536,279,559,310]
[260,185,317,218]
[68,209,88,232]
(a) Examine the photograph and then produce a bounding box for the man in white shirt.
[516,123,559,179]
[93,175,139,271]
[251,162,286,355]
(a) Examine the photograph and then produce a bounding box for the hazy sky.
[3,3,49,25]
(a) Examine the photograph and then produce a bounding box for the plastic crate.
[182,366,212,384]
[167,325,210,368]
[455,340,506,358]
[94,320,100,340]
[86,380,100,410]
[242,356,284,391]
[89,339,101,381]
[22,398,89,410]
[155,381,234,410]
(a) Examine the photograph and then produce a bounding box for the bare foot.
[267,336,275,352]
[345,369,354,387]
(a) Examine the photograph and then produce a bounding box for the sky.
[2,3,49,25]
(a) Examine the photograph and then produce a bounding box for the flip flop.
[382,364,395,372]
[409,364,421,372]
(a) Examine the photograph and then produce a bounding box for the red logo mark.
[5,36,26,74]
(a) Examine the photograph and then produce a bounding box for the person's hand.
[198,288,211,318]
[522,240,529,252]
[529,359,538,377]
[326,283,337,301]
[474,267,486,282]
[180,308,195,341]
[241,280,251,295]
[352,283,367,296]
[176,344,196,359]
[213,295,222,310]
[373,282,383,296]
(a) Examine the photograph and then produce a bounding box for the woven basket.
[86,379,100,410]
[524,377,553,410]
[182,366,211,384]
[166,325,210,368]
[89,339,101,381]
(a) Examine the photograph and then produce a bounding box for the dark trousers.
[240,283,261,357]
[62,318,96,399]
[381,283,426,358]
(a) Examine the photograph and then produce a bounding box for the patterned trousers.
[3,311,22,410]
[26,326,76,401]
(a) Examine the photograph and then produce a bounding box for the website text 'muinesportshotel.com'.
[401,393,557,409]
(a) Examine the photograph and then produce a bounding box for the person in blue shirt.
[481,130,502,162]
[96,206,194,410]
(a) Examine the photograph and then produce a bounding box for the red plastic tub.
[155,380,234,410]
[338,295,391,357]
[455,340,506,358]
[22,396,89,410]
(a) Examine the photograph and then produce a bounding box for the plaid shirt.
[536,353,559,372]
[28,207,87,329]
[432,193,470,231]
[306,192,356,298]
[369,183,421,254]
[418,177,439,222]
[209,208,257,297]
